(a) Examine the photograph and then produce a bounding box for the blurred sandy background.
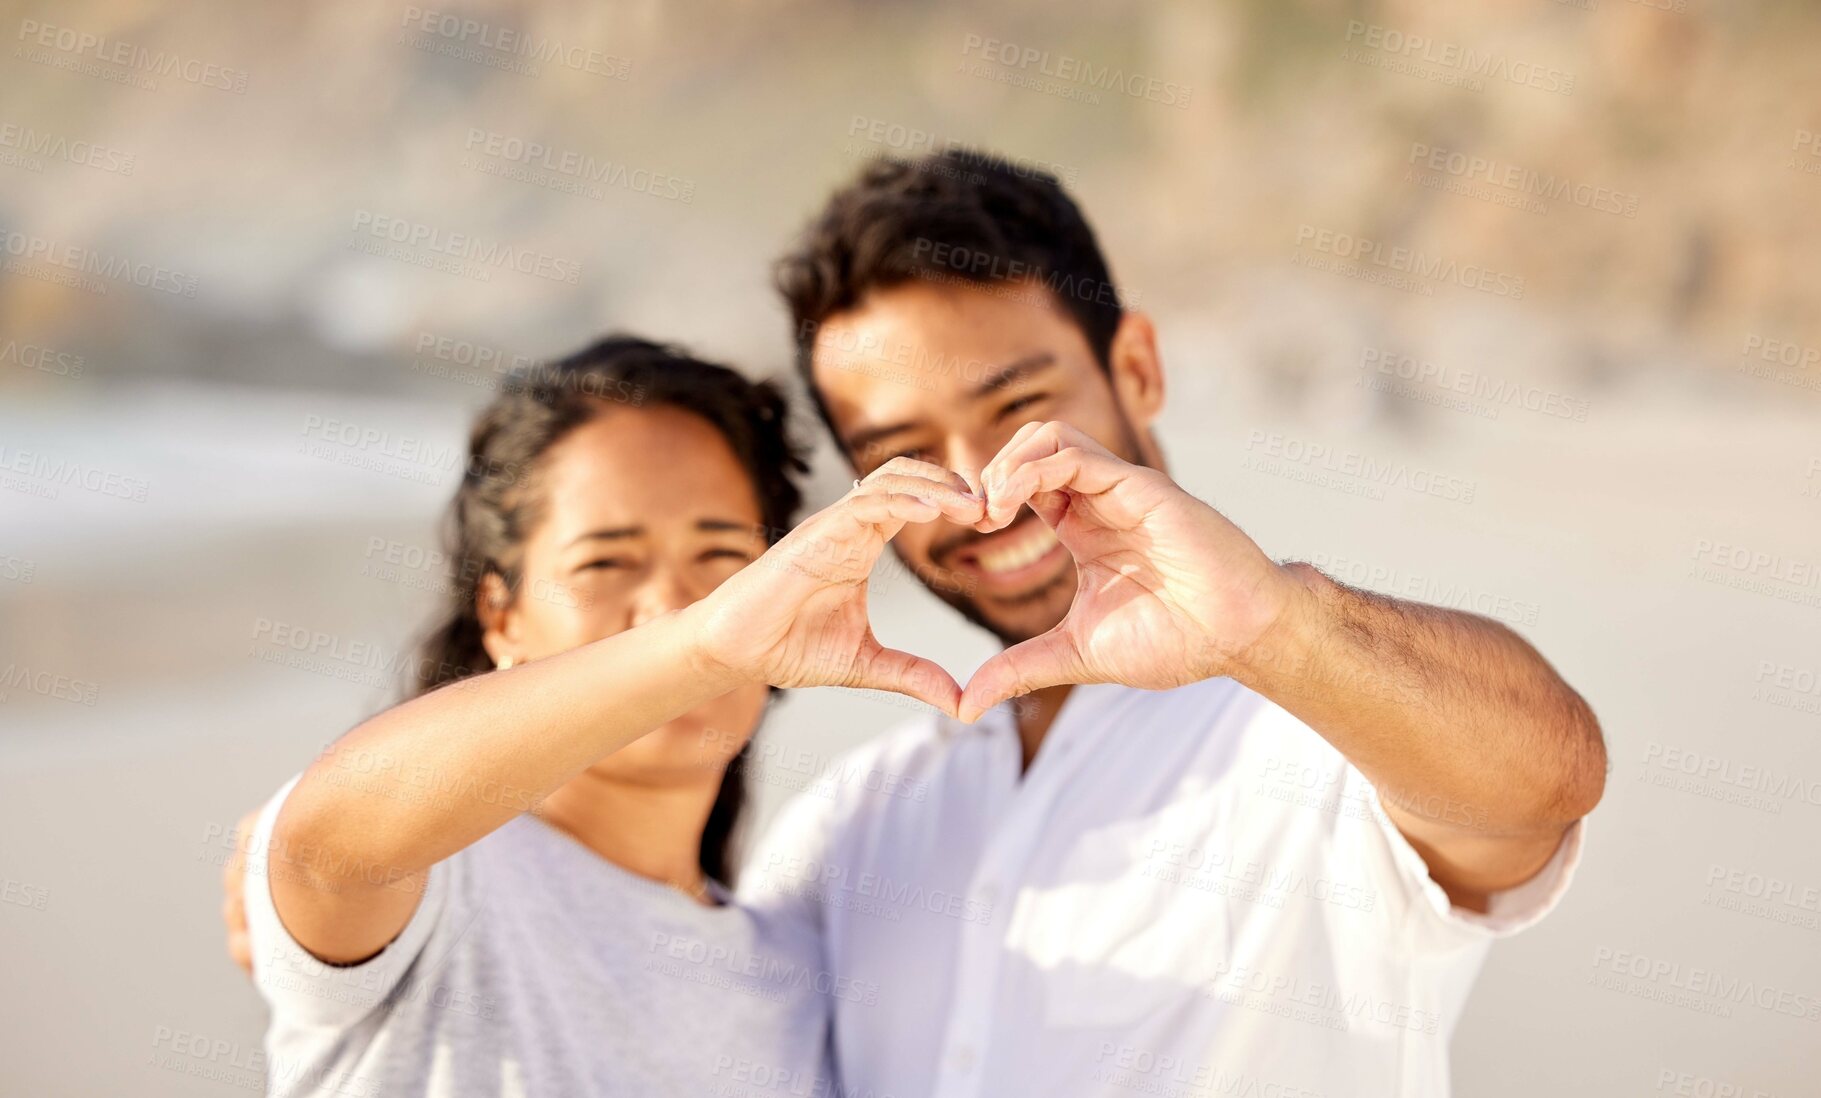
[1,0,1818,1094]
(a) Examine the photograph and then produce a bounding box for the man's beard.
[911,411,1151,647]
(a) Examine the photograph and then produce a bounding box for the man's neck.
[534,766,721,902]
[1013,682,1075,771]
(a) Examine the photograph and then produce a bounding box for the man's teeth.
[975,523,1059,575]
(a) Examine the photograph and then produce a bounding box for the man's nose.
[944,438,994,495]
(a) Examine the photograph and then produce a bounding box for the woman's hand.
[694,458,985,715]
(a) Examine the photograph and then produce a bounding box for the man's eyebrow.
[839,353,1056,453]
[844,418,923,454]
[564,526,642,549]
[967,352,1056,399]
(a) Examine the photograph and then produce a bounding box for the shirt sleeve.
[244,775,452,1028]
[1346,764,1587,951]
[739,770,863,1092]
[735,776,840,949]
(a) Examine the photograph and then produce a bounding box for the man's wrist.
[1222,561,1330,692]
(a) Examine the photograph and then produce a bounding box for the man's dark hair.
[774,149,1125,429]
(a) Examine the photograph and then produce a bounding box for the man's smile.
[949,511,1070,594]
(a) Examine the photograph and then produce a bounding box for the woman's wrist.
[674,598,760,695]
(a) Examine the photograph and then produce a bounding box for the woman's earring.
[497,655,515,670]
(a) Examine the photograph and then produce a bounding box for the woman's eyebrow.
[564,526,642,549]
[695,518,759,534]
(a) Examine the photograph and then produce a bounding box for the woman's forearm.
[282,603,741,879]
[267,603,744,960]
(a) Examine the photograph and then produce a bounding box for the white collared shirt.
[740,676,1583,1098]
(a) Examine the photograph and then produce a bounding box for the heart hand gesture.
[697,458,984,715]
[957,421,1298,721]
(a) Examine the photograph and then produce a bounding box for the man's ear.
[1106,311,1166,432]
[476,572,520,669]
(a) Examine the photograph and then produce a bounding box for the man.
[739,149,1604,1097]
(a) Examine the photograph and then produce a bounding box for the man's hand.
[958,421,1298,721]
[699,457,986,716]
[222,807,260,977]
[957,420,1602,901]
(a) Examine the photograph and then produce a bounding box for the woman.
[232,335,985,1096]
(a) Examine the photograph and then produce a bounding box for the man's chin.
[934,566,1074,647]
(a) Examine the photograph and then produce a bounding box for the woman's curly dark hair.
[410,334,808,886]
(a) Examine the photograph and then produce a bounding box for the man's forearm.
[1232,562,1607,839]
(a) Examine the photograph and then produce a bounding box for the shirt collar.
[937,700,1015,741]
[935,681,1133,744]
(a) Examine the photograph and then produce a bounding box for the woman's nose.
[628,568,694,627]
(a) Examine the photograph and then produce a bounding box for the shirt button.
[949,1046,978,1073]
[976,882,1000,908]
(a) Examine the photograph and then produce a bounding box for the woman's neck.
[533,767,722,903]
